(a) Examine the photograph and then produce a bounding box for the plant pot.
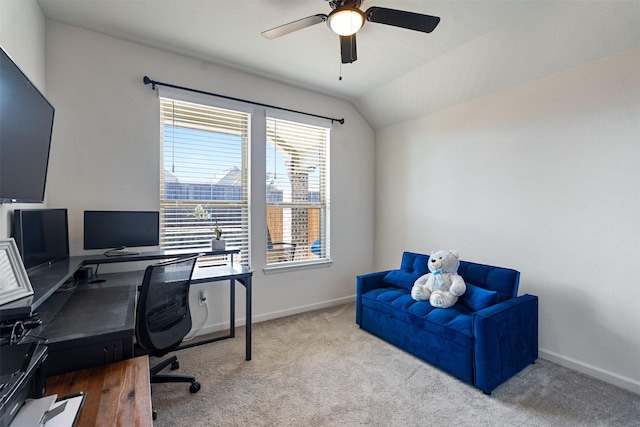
[211,239,226,250]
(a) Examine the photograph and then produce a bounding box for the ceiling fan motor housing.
[328,0,364,10]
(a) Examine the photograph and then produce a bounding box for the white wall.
[43,22,375,331]
[0,0,47,237]
[374,47,640,394]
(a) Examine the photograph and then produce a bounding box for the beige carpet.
[150,303,640,426]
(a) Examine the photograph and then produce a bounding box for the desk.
[0,249,239,322]
[23,250,252,376]
[181,264,253,360]
[36,273,139,376]
[80,248,240,267]
[45,356,153,427]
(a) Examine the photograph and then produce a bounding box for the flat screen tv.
[13,208,69,271]
[0,46,55,203]
[84,210,160,256]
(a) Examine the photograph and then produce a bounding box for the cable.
[182,298,209,341]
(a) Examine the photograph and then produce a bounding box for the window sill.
[263,259,333,275]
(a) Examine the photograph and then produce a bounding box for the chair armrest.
[472,294,538,394]
[355,271,390,326]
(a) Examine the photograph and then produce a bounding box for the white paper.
[44,395,84,427]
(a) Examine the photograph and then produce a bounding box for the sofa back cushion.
[458,261,520,302]
[399,251,430,274]
[383,252,520,303]
[382,252,429,291]
[458,283,498,311]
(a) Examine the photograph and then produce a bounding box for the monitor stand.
[104,247,141,257]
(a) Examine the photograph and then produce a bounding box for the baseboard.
[539,348,640,395]
[253,295,356,324]
[189,295,356,338]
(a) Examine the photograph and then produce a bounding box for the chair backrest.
[266,227,296,261]
[135,255,199,352]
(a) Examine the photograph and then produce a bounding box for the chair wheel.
[190,381,201,393]
[152,410,158,420]
[171,360,180,370]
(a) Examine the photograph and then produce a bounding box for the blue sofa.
[356,251,538,394]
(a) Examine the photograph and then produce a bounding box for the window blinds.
[266,117,330,264]
[160,97,250,265]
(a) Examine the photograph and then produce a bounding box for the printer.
[0,342,48,427]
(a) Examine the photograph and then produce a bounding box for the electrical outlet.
[198,290,207,306]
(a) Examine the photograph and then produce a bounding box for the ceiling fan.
[261,0,440,64]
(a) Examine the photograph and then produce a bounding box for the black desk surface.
[28,270,141,377]
[80,248,240,265]
[35,272,141,350]
[0,249,240,321]
[33,261,251,351]
[192,263,252,283]
[0,257,85,321]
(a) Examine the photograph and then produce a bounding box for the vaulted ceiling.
[38,0,640,129]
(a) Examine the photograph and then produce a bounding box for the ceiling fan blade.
[340,34,357,64]
[261,14,328,39]
[365,7,440,33]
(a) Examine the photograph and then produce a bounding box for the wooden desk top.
[46,356,152,427]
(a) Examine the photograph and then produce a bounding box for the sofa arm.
[472,294,538,394]
[355,271,390,326]
[356,271,389,295]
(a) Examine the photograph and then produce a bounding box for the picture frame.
[0,238,33,306]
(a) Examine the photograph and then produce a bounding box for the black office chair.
[134,255,201,394]
[267,228,297,262]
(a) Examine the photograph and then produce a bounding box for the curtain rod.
[143,76,344,125]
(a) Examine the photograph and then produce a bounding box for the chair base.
[150,355,200,393]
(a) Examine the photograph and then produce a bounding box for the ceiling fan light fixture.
[327,8,364,36]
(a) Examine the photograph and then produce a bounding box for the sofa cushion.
[459,283,499,311]
[382,252,430,291]
[458,261,520,302]
[399,252,430,275]
[361,287,473,348]
[383,270,417,290]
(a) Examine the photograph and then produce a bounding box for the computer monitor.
[83,210,160,256]
[13,208,69,271]
[0,46,55,204]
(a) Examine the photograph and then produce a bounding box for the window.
[266,117,330,265]
[159,97,250,265]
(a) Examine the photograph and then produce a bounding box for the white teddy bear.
[411,250,466,308]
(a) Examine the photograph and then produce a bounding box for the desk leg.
[230,279,235,338]
[178,274,251,362]
[245,275,252,361]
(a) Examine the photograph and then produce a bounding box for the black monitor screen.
[0,46,55,203]
[13,208,69,270]
[84,210,160,250]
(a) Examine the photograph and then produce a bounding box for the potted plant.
[211,216,225,250]
[193,205,225,250]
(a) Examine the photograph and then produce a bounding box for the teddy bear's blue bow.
[432,268,444,286]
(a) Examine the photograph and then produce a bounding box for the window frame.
[264,114,331,269]
[158,88,252,266]
[156,87,332,272]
